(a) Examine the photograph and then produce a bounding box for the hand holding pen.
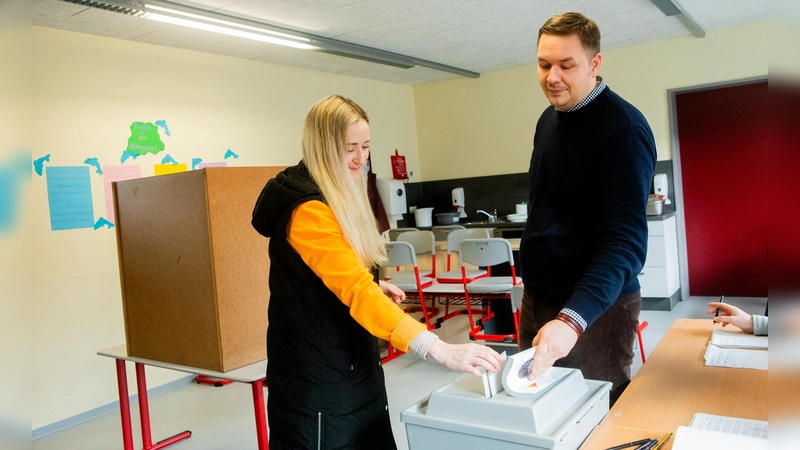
[708,298,755,334]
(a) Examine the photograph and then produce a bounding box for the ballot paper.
[710,329,768,349]
[689,413,768,439]
[703,343,768,370]
[673,426,767,450]
[500,347,572,399]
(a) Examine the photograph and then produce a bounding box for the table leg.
[115,359,134,450]
[135,363,192,450]
[252,378,269,450]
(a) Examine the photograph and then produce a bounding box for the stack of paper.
[673,413,768,449]
[704,329,768,370]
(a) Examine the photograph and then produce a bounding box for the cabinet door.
[638,267,669,297]
[645,236,667,267]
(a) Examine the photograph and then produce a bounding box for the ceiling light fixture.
[60,0,480,77]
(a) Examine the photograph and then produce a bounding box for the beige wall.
[32,26,420,429]
[413,21,769,181]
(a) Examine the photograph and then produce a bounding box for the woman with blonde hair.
[252,95,501,449]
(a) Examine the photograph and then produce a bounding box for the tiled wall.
[399,172,530,227]
[399,160,675,227]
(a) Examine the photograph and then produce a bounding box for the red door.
[677,81,767,297]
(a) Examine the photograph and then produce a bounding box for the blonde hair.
[302,95,387,269]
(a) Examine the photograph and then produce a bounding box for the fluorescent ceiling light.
[141,9,317,50]
[60,0,480,78]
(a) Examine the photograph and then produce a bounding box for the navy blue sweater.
[519,87,657,328]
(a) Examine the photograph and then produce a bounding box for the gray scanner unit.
[401,368,611,450]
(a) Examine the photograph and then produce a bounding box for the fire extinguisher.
[391,149,408,180]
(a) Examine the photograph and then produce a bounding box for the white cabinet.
[638,215,680,298]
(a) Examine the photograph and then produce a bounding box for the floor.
[33,296,767,450]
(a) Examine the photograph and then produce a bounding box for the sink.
[460,220,507,226]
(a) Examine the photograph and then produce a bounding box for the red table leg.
[115,359,134,450]
[252,377,269,450]
[135,363,192,450]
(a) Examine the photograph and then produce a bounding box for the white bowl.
[506,213,528,222]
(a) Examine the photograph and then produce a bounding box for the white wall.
[32,26,420,430]
[413,21,769,181]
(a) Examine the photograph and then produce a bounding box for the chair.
[388,227,418,241]
[636,320,649,363]
[436,228,491,283]
[396,230,436,279]
[431,225,464,242]
[379,241,438,363]
[460,238,520,342]
[433,228,492,326]
[510,285,524,339]
[382,240,438,324]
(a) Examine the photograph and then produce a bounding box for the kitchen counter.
[646,212,676,221]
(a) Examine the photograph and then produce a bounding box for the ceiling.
[33,0,766,85]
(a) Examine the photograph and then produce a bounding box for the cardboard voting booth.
[113,166,284,372]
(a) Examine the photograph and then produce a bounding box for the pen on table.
[713,295,725,323]
[636,439,659,450]
[652,432,673,450]
[604,438,654,450]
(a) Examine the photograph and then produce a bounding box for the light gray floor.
[33,296,767,450]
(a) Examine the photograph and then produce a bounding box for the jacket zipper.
[317,412,322,450]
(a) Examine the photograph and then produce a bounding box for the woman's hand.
[708,302,754,334]
[379,280,405,304]
[426,341,503,377]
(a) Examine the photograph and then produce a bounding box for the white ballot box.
[401,367,610,450]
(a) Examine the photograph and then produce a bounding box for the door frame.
[667,75,767,301]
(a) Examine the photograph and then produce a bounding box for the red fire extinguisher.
[391,149,408,180]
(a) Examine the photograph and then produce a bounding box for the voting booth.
[402,364,610,450]
[113,166,285,372]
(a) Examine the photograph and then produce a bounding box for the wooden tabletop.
[581,319,767,449]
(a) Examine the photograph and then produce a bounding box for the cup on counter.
[516,203,527,215]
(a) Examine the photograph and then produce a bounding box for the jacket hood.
[252,161,323,238]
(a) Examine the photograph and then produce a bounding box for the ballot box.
[401,368,610,450]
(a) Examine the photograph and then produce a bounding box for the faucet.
[476,209,498,223]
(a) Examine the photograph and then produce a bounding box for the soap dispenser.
[452,187,467,218]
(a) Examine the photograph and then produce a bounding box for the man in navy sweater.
[519,12,656,404]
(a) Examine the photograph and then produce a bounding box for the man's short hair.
[538,12,601,57]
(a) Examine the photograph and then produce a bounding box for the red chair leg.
[637,320,649,363]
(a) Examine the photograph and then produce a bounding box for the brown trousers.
[518,288,641,405]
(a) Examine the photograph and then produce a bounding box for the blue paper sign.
[46,166,94,231]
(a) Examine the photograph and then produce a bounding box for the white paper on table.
[689,412,768,439]
[710,329,768,349]
[673,426,767,450]
[703,343,768,370]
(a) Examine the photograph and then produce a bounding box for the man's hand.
[527,319,579,381]
[379,280,406,304]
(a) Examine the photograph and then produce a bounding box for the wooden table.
[98,345,269,450]
[580,319,767,449]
